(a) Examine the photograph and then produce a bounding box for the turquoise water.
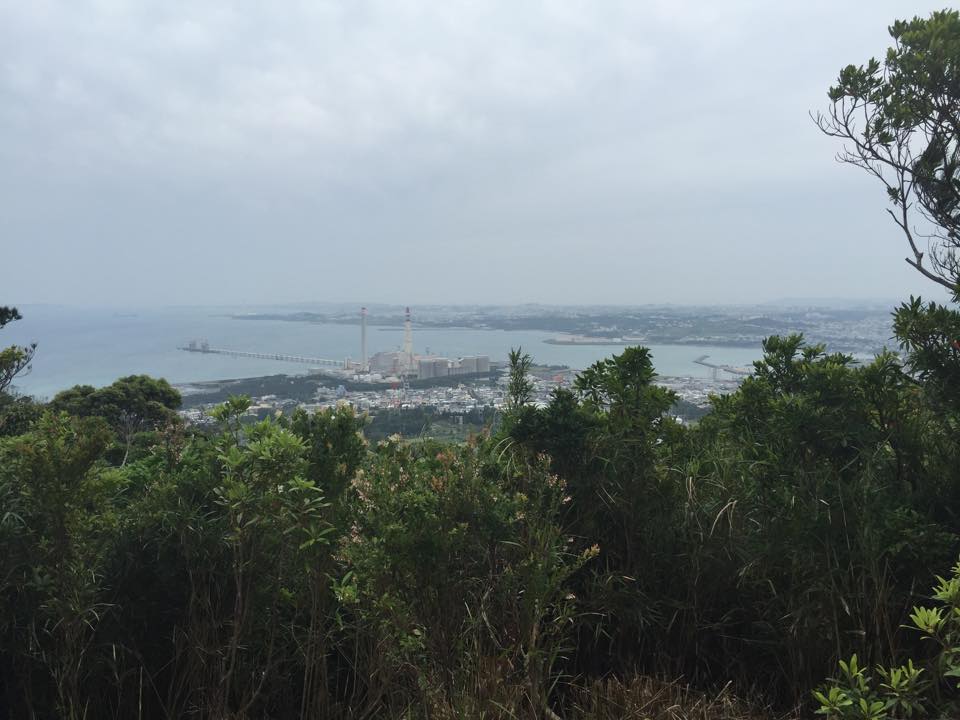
[4,305,764,398]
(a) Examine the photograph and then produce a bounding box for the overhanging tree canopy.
[816,10,960,293]
[0,307,35,395]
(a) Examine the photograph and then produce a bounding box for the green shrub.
[815,560,960,719]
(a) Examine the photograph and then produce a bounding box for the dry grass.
[565,675,801,720]
[393,674,802,720]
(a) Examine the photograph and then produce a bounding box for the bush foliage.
[2,318,959,718]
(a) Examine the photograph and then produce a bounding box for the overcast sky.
[1,0,953,307]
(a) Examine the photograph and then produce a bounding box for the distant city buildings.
[176,301,899,432]
[179,363,742,433]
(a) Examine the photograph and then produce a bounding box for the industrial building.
[187,305,493,383]
[418,355,491,380]
[355,306,490,381]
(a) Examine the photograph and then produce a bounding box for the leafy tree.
[699,335,960,696]
[502,346,684,678]
[0,306,36,396]
[816,10,960,291]
[340,436,589,718]
[281,404,366,716]
[103,397,348,718]
[51,375,181,465]
[0,392,42,438]
[804,11,960,712]
[0,412,114,719]
[0,307,20,327]
[507,347,534,409]
[818,8,960,461]
[893,296,960,412]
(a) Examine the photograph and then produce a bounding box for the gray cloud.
[1,0,952,306]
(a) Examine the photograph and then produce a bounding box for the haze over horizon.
[10,296,922,313]
[2,1,954,307]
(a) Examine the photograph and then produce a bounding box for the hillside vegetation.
[4,9,960,719]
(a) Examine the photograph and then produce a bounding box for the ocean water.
[4,305,765,398]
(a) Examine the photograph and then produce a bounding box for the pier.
[178,340,344,368]
[693,354,751,380]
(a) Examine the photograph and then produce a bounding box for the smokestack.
[361,306,368,372]
[402,306,414,373]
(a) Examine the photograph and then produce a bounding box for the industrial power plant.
[179,306,491,384]
[356,307,491,380]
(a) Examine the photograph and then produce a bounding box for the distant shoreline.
[544,337,632,346]
[542,337,767,349]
